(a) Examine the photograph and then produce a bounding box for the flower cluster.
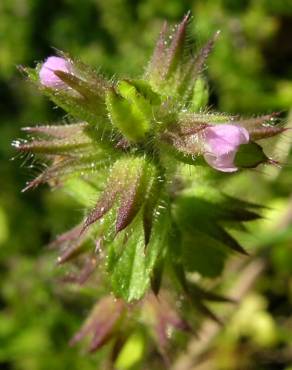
[14,13,285,362]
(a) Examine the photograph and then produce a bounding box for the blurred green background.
[1,0,292,369]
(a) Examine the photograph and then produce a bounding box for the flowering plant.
[14,13,285,365]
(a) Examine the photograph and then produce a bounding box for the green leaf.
[173,193,248,257]
[234,142,268,168]
[106,88,151,142]
[110,219,149,301]
[181,232,227,277]
[63,178,99,207]
[129,79,161,105]
[110,208,169,302]
[191,77,209,112]
[115,157,158,233]
[43,87,108,129]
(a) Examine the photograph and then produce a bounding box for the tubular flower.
[202,124,250,172]
[39,56,73,88]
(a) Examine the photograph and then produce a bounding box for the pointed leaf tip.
[70,297,125,352]
[82,192,117,233]
[165,12,191,76]
[115,185,141,234]
[178,30,220,100]
[249,126,287,141]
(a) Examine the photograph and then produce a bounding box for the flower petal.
[203,124,249,172]
[39,56,72,88]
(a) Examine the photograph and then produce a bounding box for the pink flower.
[203,124,249,172]
[39,56,72,88]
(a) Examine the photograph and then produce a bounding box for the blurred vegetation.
[0,0,292,369]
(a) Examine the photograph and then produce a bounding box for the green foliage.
[234,142,268,168]
[106,86,151,142]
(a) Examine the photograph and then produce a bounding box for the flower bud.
[202,124,249,172]
[39,56,73,88]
